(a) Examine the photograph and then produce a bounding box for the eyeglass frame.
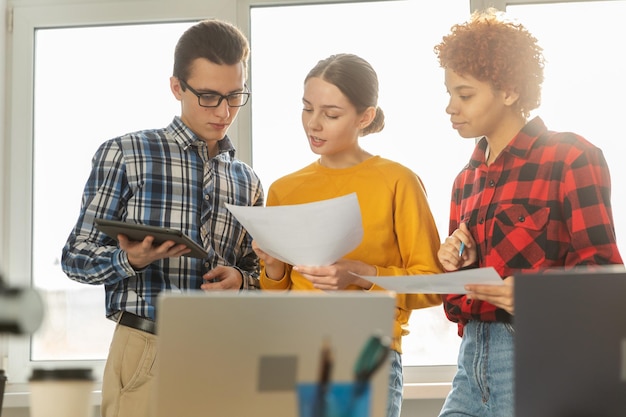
[179,79,251,108]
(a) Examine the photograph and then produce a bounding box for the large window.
[7,1,472,387]
[249,0,626,372]
[4,0,626,397]
[249,0,471,369]
[6,7,200,382]
[31,22,194,362]
[505,1,626,252]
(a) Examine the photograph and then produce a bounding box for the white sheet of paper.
[358,267,503,294]
[225,193,363,266]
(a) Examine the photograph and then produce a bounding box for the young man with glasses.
[61,19,263,417]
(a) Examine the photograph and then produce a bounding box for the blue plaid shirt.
[61,116,264,320]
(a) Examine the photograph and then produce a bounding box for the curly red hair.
[434,8,545,118]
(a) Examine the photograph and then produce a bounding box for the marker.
[458,242,465,257]
[353,335,390,396]
[344,334,391,415]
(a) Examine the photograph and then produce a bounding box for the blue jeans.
[438,321,514,417]
[386,350,403,417]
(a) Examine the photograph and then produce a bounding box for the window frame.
[3,0,248,387]
[4,0,462,395]
[5,0,618,402]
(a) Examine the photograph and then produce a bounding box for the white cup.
[29,368,94,417]
[0,369,7,416]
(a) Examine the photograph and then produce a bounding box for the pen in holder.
[344,334,390,416]
[297,335,389,417]
[312,338,333,417]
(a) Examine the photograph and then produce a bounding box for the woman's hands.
[252,240,286,280]
[293,259,376,291]
[438,223,514,315]
[252,240,375,289]
[465,276,515,315]
[438,222,476,271]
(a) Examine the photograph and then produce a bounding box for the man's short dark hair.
[173,19,250,82]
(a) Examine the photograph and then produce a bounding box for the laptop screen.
[514,266,626,417]
[155,291,396,417]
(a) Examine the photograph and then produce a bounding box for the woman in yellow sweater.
[252,53,442,417]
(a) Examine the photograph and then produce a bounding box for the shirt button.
[489,180,495,187]
[478,218,484,225]
[466,299,472,305]
[204,262,210,268]
[204,194,210,201]
[518,216,525,222]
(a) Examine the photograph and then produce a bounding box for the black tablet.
[94,218,208,259]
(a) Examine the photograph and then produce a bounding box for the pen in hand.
[458,221,470,258]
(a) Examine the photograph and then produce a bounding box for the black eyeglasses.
[179,79,251,108]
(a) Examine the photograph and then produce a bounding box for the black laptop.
[514,266,626,417]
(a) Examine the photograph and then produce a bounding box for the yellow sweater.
[260,156,443,353]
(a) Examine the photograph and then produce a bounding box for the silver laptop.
[155,291,396,417]
[514,266,626,417]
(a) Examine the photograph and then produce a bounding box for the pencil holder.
[296,381,371,417]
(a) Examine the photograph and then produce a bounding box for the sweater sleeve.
[373,169,443,309]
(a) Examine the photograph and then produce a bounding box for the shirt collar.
[167,116,237,158]
[468,116,547,168]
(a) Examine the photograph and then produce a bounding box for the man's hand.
[118,234,191,269]
[200,266,243,290]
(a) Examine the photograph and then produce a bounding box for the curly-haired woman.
[434,8,622,417]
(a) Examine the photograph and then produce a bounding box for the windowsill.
[2,382,451,408]
[2,383,102,408]
[403,382,451,400]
